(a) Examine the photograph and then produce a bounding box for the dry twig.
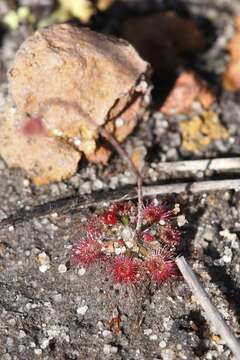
[0,178,240,229]
[152,157,240,174]
[176,256,240,360]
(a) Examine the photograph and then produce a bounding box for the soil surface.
[0,1,240,359]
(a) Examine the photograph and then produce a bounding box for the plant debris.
[160,70,215,115]
[1,23,151,185]
[58,0,94,23]
[180,111,229,152]
[38,0,115,27]
[3,6,36,30]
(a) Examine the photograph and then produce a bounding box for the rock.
[160,71,215,115]
[76,305,88,315]
[0,101,80,185]
[2,24,151,184]
[223,16,240,91]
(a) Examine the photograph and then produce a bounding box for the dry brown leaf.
[180,112,229,152]
[223,16,240,91]
[4,24,151,184]
[122,12,205,75]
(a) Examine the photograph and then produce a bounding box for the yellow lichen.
[180,112,229,152]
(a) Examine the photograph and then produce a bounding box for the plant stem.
[98,126,143,235]
[41,98,144,233]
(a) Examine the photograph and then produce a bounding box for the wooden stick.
[0,178,240,229]
[176,256,240,360]
[142,178,240,196]
[152,157,240,174]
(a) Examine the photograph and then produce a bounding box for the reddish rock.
[0,101,80,185]
[160,71,215,115]
[2,24,151,184]
[223,16,240,91]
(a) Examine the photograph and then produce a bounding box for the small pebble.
[103,344,117,354]
[34,349,42,356]
[73,138,81,146]
[161,349,175,360]
[115,247,125,255]
[159,340,167,348]
[149,334,158,341]
[39,264,50,273]
[204,228,214,241]
[144,329,153,336]
[58,264,67,273]
[102,330,112,338]
[77,305,88,315]
[103,344,111,354]
[19,330,26,338]
[23,179,30,187]
[37,252,50,265]
[222,248,232,263]
[8,318,16,326]
[51,212,58,218]
[97,321,104,330]
[52,293,62,302]
[78,267,86,276]
[41,338,49,349]
[231,239,239,249]
[111,346,118,354]
[18,345,25,353]
[219,229,237,242]
[177,215,187,227]
[37,252,50,272]
[115,117,124,127]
